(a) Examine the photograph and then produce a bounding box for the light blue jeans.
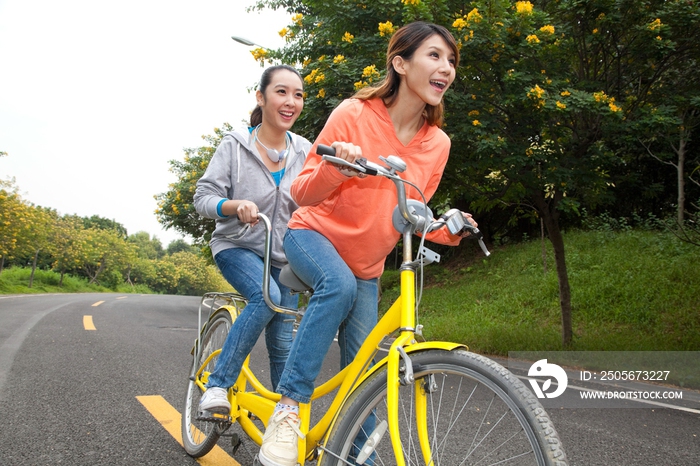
[277,228,378,404]
[206,247,297,391]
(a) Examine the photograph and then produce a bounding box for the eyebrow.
[273,83,304,93]
[427,44,455,57]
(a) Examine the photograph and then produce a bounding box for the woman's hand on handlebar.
[326,142,365,178]
[459,213,478,238]
[236,200,260,226]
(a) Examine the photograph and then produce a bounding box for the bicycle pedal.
[197,409,231,422]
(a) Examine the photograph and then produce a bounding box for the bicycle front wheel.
[181,311,233,457]
[320,349,567,466]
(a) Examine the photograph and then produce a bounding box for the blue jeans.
[207,247,297,391]
[277,228,378,404]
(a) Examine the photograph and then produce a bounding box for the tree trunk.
[540,217,547,274]
[88,258,107,284]
[59,270,65,287]
[677,136,686,225]
[29,249,40,288]
[0,256,4,275]
[534,192,573,347]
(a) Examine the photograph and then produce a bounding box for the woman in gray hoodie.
[193,65,311,414]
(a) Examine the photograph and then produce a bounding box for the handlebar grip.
[317,144,336,156]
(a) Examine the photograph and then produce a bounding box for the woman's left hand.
[459,212,477,237]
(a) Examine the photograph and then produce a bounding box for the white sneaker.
[199,387,230,413]
[258,411,304,466]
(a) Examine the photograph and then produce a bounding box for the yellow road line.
[92,301,104,307]
[136,395,240,466]
[83,315,96,331]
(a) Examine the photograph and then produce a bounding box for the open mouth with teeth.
[430,80,447,91]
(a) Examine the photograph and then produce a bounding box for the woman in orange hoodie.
[257,21,477,466]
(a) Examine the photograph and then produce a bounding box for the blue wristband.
[216,198,228,218]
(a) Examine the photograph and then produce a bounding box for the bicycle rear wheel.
[320,349,568,466]
[182,311,233,457]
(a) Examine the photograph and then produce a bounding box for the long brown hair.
[353,21,458,127]
[250,65,303,127]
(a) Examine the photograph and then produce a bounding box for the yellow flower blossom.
[354,81,368,90]
[526,34,540,44]
[593,91,609,103]
[540,25,555,35]
[279,27,289,38]
[333,55,345,64]
[342,32,354,43]
[317,88,326,99]
[467,8,482,23]
[472,120,481,126]
[251,47,267,62]
[560,90,571,97]
[527,84,544,99]
[528,84,546,108]
[304,69,318,85]
[593,28,599,34]
[362,64,380,81]
[556,101,566,109]
[292,13,303,26]
[453,18,467,30]
[402,0,420,5]
[515,1,533,15]
[468,110,480,117]
[649,18,662,31]
[609,101,621,112]
[378,21,396,37]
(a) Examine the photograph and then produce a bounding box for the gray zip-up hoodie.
[194,126,311,269]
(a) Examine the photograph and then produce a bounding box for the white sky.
[0,0,290,246]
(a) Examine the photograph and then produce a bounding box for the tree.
[24,207,55,288]
[155,124,232,245]
[128,231,165,260]
[166,239,195,255]
[0,180,32,274]
[82,215,128,239]
[199,0,699,347]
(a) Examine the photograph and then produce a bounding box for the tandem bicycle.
[181,145,568,465]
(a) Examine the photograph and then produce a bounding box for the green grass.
[0,267,153,295]
[379,228,700,354]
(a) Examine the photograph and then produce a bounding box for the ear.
[255,89,264,107]
[392,55,407,76]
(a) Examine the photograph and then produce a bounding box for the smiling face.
[256,69,305,133]
[394,34,456,107]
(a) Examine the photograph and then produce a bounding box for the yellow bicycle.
[182,146,568,465]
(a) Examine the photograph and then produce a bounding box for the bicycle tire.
[320,349,568,466]
[181,310,233,457]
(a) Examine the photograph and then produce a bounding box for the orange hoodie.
[288,98,462,280]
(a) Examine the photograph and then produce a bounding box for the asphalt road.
[1,293,698,465]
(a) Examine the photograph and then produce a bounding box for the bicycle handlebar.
[318,144,490,256]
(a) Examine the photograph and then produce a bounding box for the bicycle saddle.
[279,265,312,293]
